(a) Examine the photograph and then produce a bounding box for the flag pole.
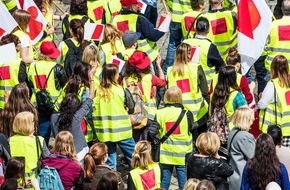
[161,0,169,14]
[52,1,66,14]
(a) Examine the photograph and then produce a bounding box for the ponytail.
[84,153,97,181]
[69,19,87,49]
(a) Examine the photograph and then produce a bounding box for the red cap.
[128,51,150,70]
[40,41,60,59]
[120,0,138,7]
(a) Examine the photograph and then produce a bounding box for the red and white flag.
[190,46,200,63]
[237,0,272,74]
[110,55,125,73]
[16,0,47,45]
[84,23,105,41]
[0,1,18,39]
[137,0,147,14]
[157,13,171,32]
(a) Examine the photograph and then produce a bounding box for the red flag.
[84,23,105,41]
[238,0,272,74]
[16,0,47,45]
[0,1,18,39]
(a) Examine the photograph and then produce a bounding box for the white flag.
[16,0,47,45]
[237,0,272,74]
[110,55,125,73]
[190,46,200,63]
[0,1,18,39]
[84,23,105,41]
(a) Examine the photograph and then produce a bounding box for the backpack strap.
[160,109,187,143]
[186,13,202,39]
[81,16,89,26]
[34,63,55,90]
[62,16,70,40]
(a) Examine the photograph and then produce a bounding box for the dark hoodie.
[41,152,82,190]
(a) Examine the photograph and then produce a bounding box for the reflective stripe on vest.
[111,14,159,61]
[10,135,44,177]
[167,63,208,121]
[27,61,61,106]
[93,85,132,142]
[181,11,201,38]
[203,10,237,60]
[157,107,192,165]
[0,58,22,109]
[130,163,161,190]
[166,0,192,22]
[259,79,290,136]
[265,17,290,70]
[183,38,216,87]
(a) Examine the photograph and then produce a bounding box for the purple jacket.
[41,152,82,190]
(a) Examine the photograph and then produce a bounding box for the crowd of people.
[0,0,290,189]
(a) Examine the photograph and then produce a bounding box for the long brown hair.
[0,83,38,137]
[271,55,290,88]
[247,134,281,189]
[5,157,26,187]
[12,9,31,31]
[53,131,77,160]
[69,19,88,50]
[98,64,119,102]
[131,140,154,170]
[83,143,108,181]
[172,43,191,77]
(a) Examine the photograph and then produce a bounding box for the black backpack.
[62,16,89,41]
[34,64,55,115]
[63,39,83,78]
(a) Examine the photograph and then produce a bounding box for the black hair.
[196,17,209,33]
[70,0,88,15]
[268,125,282,146]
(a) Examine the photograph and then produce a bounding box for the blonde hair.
[53,131,77,159]
[131,140,154,170]
[164,87,183,104]
[84,143,108,180]
[196,132,220,156]
[102,24,122,54]
[13,112,34,136]
[82,44,101,68]
[184,178,201,190]
[13,9,31,31]
[232,106,254,131]
[172,43,191,77]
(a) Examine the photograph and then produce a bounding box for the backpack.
[63,39,83,78]
[208,107,229,145]
[37,166,64,190]
[0,145,10,186]
[34,64,55,114]
[125,80,148,129]
[62,16,89,40]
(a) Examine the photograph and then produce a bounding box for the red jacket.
[41,152,82,190]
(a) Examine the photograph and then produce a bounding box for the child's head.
[184,178,200,190]
[53,131,76,159]
[96,172,121,190]
[84,143,108,180]
[196,179,216,190]
[122,31,140,48]
[103,24,122,43]
[5,157,25,186]
[164,87,183,104]
[13,112,34,136]
[131,140,153,170]
[1,178,19,190]
[82,44,101,67]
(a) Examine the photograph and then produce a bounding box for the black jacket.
[186,153,233,190]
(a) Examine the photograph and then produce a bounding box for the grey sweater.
[227,128,255,190]
[51,98,93,162]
